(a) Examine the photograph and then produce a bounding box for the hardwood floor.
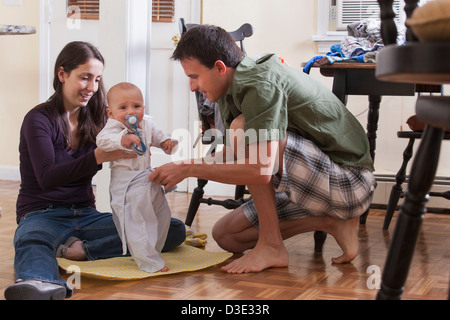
[0,180,448,300]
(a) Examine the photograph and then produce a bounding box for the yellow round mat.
[57,244,232,280]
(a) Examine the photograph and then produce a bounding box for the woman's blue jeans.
[13,205,186,298]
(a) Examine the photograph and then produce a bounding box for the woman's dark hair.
[172,25,244,68]
[37,41,107,148]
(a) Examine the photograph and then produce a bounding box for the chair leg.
[377,126,444,300]
[384,185,403,230]
[384,138,415,230]
[234,185,246,200]
[314,231,327,252]
[359,209,369,224]
[185,179,208,226]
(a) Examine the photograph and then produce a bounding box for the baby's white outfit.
[96,115,173,272]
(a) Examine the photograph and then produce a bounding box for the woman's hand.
[94,148,137,165]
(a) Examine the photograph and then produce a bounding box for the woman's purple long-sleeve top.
[16,108,101,223]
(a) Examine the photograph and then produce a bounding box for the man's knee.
[212,207,254,253]
[212,226,236,253]
[212,213,236,250]
[211,222,224,244]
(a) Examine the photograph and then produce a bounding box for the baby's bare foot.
[159,265,169,272]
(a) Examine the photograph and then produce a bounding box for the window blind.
[152,0,175,23]
[67,0,100,20]
[336,0,431,31]
[336,0,402,30]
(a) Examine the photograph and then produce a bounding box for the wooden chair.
[383,129,450,230]
[375,0,450,300]
[179,19,252,227]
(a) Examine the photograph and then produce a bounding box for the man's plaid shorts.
[242,132,377,227]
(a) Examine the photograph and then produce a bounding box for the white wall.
[0,0,39,179]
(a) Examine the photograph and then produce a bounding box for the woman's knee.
[14,221,59,248]
[14,229,60,259]
[162,218,186,252]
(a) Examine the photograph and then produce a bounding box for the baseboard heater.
[371,174,450,215]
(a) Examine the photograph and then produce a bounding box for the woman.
[4,42,185,300]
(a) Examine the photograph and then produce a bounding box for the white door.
[148,0,202,194]
[39,0,100,101]
[39,0,202,211]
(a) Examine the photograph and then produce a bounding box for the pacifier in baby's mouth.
[125,115,147,156]
[126,115,138,126]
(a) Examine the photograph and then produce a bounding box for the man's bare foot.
[329,217,360,264]
[221,243,289,274]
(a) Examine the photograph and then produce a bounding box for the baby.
[96,82,177,273]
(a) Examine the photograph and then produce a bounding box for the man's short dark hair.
[172,25,244,69]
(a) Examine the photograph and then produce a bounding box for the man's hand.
[149,162,186,190]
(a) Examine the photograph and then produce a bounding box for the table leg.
[332,69,348,105]
[331,74,380,163]
[367,95,381,162]
[359,95,381,224]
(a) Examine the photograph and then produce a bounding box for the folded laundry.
[303,18,405,74]
[302,50,364,74]
[340,36,384,58]
[342,18,405,58]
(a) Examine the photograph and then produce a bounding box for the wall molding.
[372,174,449,209]
[39,0,52,103]
[0,166,20,181]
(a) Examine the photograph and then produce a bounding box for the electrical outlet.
[4,0,22,6]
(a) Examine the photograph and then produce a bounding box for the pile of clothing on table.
[303,18,405,74]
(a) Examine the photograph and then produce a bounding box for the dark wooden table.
[310,61,441,227]
[314,62,440,162]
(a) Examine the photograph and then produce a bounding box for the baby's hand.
[121,134,140,149]
[161,139,176,154]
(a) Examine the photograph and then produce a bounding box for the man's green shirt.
[218,54,374,171]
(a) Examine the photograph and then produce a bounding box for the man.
[149,25,376,274]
